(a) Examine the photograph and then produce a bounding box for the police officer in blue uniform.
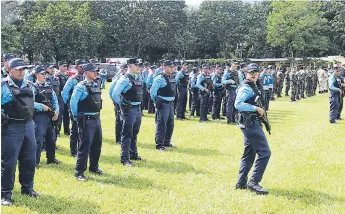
[259,67,271,111]
[142,62,150,110]
[1,54,15,79]
[70,63,104,181]
[109,64,128,145]
[222,62,239,124]
[151,60,176,151]
[336,70,344,120]
[147,65,157,114]
[189,67,200,118]
[57,61,70,135]
[196,65,212,122]
[234,63,271,195]
[62,59,86,157]
[1,59,41,206]
[45,64,60,136]
[211,65,224,120]
[328,66,343,124]
[175,63,189,120]
[33,65,60,167]
[239,63,246,85]
[112,58,144,167]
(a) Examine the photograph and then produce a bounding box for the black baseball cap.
[163,60,174,67]
[9,58,29,70]
[127,58,142,65]
[82,63,98,72]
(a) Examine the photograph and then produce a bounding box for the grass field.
[3,84,345,214]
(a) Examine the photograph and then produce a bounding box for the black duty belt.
[85,114,100,120]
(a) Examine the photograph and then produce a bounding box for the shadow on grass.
[10,192,101,214]
[40,161,160,190]
[137,159,208,174]
[137,143,229,157]
[270,188,345,206]
[267,109,298,124]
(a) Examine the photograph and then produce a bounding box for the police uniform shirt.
[111,72,142,106]
[61,74,84,104]
[234,84,257,112]
[150,72,175,102]
[33,81,59,113]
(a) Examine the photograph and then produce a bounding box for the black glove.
[155,97,163,109]
[121,102,131,116]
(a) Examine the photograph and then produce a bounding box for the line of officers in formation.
[1,52,345,205]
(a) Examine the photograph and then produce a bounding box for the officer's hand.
[230,80,236,84]
[256,107,265,117]
[42,104,51,112]
[205,89,209,93]
[339,89,343,94]
[52,112,59,121]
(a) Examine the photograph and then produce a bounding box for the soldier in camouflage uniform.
[299,67,306,99]
[305,69,313,97]
[295,69,300,100]
[276,69,284,97]
[312,69,318,96]
[290,68,298,102]
[285,67,291,96]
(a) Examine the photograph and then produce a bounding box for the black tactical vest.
[179,72,189,87]
[57,72,69,93]
[78,82,102,112]
[34,83,54,109]
[2,80,34,120]
[46,76,60,96]
[122,74,143,102]
[157,73,176,97]
[201,74,212,90]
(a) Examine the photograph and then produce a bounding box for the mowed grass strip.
[3,83,345,214]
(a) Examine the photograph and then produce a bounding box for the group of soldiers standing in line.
[1,52,345,204]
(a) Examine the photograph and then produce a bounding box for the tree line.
[1,0,345,64]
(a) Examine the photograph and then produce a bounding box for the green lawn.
[3,84,345,214]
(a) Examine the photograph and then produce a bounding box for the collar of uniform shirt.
[126,71,136,78]
[5,76,26,88]
[36,81,49,87]
[84,78,97,86]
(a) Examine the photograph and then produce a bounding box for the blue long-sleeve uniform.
[222,70,236,88]
[329,75,340,92]
[238,70,245,85]
[146,71,155,88]
[260,73,270,90]
[142,70,149,86]
[196,73,206,91]
[33,81,59,113]
[109,72,122,99]
[111,72,142,106]
[190,73,198,89]
[150,73,175,102]
[212,73,222,89]
[234,84,257,112]
[154,68,163,78]
[1,76,42,112]
[62,75,84,104]
[175,71,184,86]
[70,79,100,119]
[267,73,273,89]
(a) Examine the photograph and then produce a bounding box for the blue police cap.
[240,63,247,68]
[45,63,56,69]
[246,63,260,73]
[150,65,156,70]
[75,59,87,66]
[33,65,46,74]
[163,60,174,67]
[82,63,98,72]
[9,58,29,70]
[120,64,128,69]
[58,61,68,67]
[333,66,340,71]
[4,54,15,61]
[127,58,142,65]
[89,59,99,64]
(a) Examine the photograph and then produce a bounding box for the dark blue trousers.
[114,103,122,143]
[58,96,64,133]
[147,92,156,114]
[62,103,70,135]
[176,86,187,119]
[1,120,36,198]
[155,102,174,149]
[222,89,227,116]
[329,92,340,121]
[208,90,213,113]
[70,118,79,156]
[212,89,222,119]
[226,88,237,123]
[264,90,270,111]
[76,117,102,173]
[142,85,148,110]
[237,121,271,184]
[34,113,56,164]
[120,106,141,162]
[190,88,200,117]
[199,91,209,121]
